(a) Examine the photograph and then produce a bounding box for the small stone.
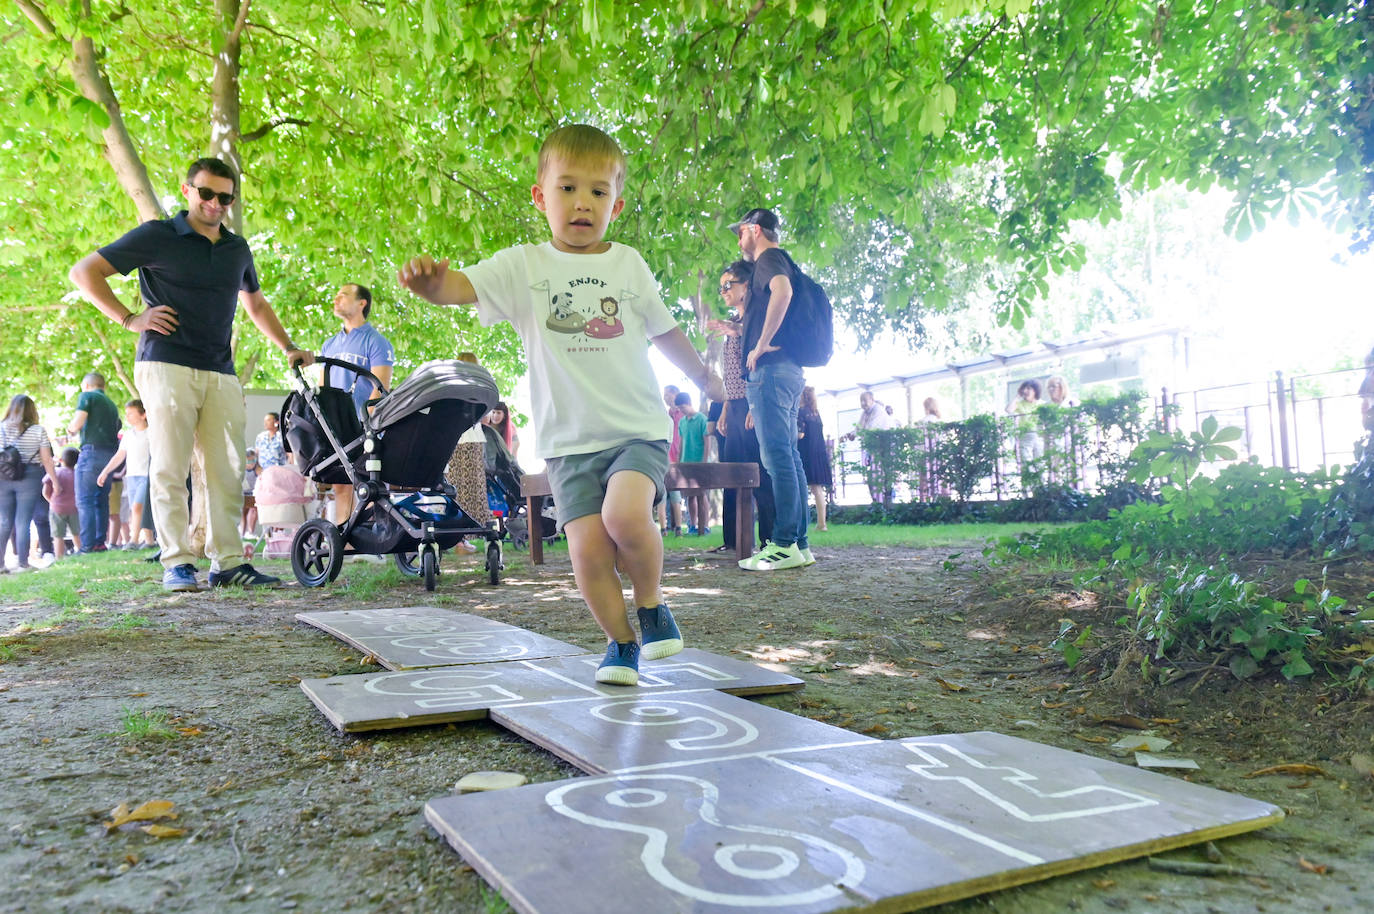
[1011,720,1039,730]
[455,771,528,793]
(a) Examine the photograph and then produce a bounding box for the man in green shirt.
[67,372,121,552]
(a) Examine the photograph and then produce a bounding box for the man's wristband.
[120,312,136,330]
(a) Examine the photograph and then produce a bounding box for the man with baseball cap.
[729,207,813,571]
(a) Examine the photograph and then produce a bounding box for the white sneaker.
[800,547,816,566]
[737,541,772,570]
[740,542,806,571]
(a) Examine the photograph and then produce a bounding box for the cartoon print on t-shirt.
[545,290,586,334]
[583,296,625,339]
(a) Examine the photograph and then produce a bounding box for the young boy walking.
[399,124,724,685]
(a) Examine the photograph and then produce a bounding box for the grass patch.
[104,613,153,632]
[119,706,177,740]
[0,643,15,662]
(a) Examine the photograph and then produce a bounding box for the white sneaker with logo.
[739,542,806,571]
[800,547,816,566]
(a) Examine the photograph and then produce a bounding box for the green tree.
[2,0,1370,412]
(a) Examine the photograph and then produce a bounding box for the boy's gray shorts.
[544,439,669,531]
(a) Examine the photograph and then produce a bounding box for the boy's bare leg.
[601,470,663,609]
[564,514,636,643]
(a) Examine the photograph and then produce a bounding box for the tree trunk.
[211,0,248,237]
[16,0,163,222]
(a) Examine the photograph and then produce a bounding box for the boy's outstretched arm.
[652,327,725,403]
[397,256,478,306]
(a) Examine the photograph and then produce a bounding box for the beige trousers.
[135,361,246,571]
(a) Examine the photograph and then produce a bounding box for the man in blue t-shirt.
[69,157,314,592]
[320,282,394,522]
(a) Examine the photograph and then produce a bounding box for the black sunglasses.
[719,280,742,295]
[190,184,236,206]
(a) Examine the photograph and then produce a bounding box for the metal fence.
[826,364,1370,506]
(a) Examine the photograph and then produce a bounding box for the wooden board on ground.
[294,606,587,670]
[300,648,805,733]
[425,731,1283,914]
[490,687,871,775]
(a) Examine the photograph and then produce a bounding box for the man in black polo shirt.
[69,157,314,592]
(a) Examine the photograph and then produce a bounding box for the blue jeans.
[76,444,115,550]
[0,464,44,567]
[745,359,808,550]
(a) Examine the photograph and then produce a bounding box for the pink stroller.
[254,464,316,559]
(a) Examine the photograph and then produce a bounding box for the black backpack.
[0,426,25,481]
[774,249,834,368]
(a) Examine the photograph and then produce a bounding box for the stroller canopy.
[367,359,499,433]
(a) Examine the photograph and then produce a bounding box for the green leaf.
[1229,654,1259,679]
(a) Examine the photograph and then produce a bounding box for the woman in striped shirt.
[1,395,61,571]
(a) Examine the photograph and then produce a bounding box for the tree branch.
[241,116,311,142]
[15,0,57,37]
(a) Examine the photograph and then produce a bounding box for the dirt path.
[2,544,1369,913]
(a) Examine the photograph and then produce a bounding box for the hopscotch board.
[295,608,1281,910]
[301,649,805,732]
[295,606,588,670]
[426,731,1283,914]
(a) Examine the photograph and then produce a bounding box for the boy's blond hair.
[536,124,627,195]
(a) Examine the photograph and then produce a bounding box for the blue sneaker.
[637,604,683,660]
[595,641,640,686]
[162,563,199,592]
[208,563,281,588]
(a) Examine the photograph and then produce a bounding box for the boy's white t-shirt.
[122,426,151,476]
[464,242,678,459]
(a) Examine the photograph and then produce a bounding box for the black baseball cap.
[728,208,780,235]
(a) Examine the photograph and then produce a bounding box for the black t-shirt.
[99,211,261,375]
[741,247,793,378]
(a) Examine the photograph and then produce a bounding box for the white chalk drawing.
[768,756,1045,865]
[362,670,524,709]
[546,774,865,907]
[591,698,759,752]
[903,742,1158,821]
[638,660,734,685]
[388,632,544,662]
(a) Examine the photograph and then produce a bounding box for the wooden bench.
[520,462,761,566]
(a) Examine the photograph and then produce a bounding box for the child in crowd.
[44,447,81,559]
[399,124,724,685]
[674,391,709,535]
[97,399,155,548]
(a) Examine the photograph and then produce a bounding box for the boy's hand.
[398,256,451,301]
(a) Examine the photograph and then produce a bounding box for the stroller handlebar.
[293,357,391,400]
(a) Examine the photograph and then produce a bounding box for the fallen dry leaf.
[935,677,966,692]
[1095,713,1151,729]
[1093,879,1116,889]
[1073,732,1111,744]
[1298,857,1330,875]
[139,824,186,839]
[1041,699,1068,709]
[1243,764,1327,779]
[105,799,177,831]
[175,727,202,736]
[1151,717,1181,725]
[862,723,890,735]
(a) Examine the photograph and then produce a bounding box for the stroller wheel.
[394,551,422,577]
[485,540,502,585]
[291,519,344,587]
[421,548,438,592]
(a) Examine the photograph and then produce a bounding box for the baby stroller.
[282,357,503,590]
[481,424,556,550]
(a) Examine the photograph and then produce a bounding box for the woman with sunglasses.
[704,260,775,556]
